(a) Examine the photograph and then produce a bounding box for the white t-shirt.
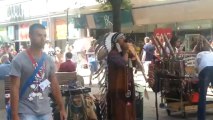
[195,51,213,74]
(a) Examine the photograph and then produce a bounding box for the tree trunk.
[110,0,122,32]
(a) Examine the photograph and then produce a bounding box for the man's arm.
[195,54,201,73]
[142,51,146,62]
[50,74,67,120]
[141,45,147,62]
[10,75,20,120]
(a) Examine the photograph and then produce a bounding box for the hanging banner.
[55,19,67,40]
[19,23,30,41]
[154,28,173,42]
[74,15,87,28]
[93,10,133,29]
[68,17,81,39]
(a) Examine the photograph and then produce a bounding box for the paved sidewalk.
[0,109,6,120]
[86,84,213,120]
[82,71,213,120]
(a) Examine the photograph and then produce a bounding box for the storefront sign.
[93,10,133,29]
[154,28,173,42]
[6,0,47,21]
[7,4,25,21]
[69,17,81,39]
[55,19,67,40]
[19,23,30,41]
[8,26,15,40]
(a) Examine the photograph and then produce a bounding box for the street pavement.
[82,70,213,120]
[1,68,213,120]
[0,110,6,120]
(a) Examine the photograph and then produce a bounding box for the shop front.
[0,26,8,45]
[130,0,213,38]
[87,10,133,39]
[54,16,84,52]
[54,18,67,51]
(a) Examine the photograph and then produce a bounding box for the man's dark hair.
[29,23,45,35]
[66,52,72,59]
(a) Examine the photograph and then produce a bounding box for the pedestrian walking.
[10,23,67,120]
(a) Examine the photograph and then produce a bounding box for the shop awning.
[87,10,133,29]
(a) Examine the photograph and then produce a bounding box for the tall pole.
[109,0,122,32]
[66,8,69,42]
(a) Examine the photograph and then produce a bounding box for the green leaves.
[121,0,131,10]
[96,0,131,11]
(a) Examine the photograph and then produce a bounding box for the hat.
[111,32,125,43]
[104,32,115,53]
[95,32,126,61]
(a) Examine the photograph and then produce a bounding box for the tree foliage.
[96,0,132,32]
[96,0,131,10]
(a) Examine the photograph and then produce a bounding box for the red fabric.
[58,60,76,72]
[154,28,173,43]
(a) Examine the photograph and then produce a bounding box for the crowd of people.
[0,37,98,82]
[1,23,212,120]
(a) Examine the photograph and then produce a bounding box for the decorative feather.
[100,87,106,93]
[96,46,108,61]
[94,66,105,79]
[98,72,106,86]
[95,44,102,54]
[104,32,115,53]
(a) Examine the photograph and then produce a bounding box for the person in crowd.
[55,47,64,70]
[0,43,9,56]
[141,37,156,77]
[194,40,213,120]
[174,39,185,53]
[19,44,27,53]
[0,43,14,62]
[70,45,78,63]
[44,41,55,62]
[10,23,66,120]
[0,55,11,80]
[58,52,76,72]
[9,45,17,57]
[87,41,98,85]
[64,43,72,55]
[44,41,54,54]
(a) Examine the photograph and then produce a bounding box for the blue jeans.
[198,66,213,120]
[19,113,53,120]
[89,61,98,73]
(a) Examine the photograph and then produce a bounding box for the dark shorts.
[89,61,98,73]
